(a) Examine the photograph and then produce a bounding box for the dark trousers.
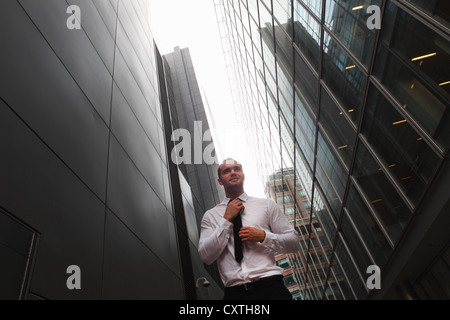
[223,275,292,300]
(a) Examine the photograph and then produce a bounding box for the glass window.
[294,90,315,147]
[295,148,314,197]
[247,0,259,23]
[275,23,294,79]
[316,130,348,198]
[319,88,357,166]
[405,0,450,28]
[340,214,373,279]
[329,261,355,299]
[298,189,307,197]
[294,48,319,114]
[298,0,322,19]
[315,161,342,219]
[353,141,413,243]
[293,2,321,70]
[273,0,292,36]
[334,236,368,299]
[373,1,450,149]
[313,185,337,239]
[362,85,441,205]
[344,184,392,268]
[325,0,381,67]
[322,32,366,125]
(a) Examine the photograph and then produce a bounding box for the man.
[198,158,300,300]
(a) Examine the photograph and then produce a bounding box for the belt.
[225,275,283,292]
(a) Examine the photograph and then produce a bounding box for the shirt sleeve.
[261,199,301,253]
[198,211,233,265]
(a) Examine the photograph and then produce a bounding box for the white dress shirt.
[198,192,300,287]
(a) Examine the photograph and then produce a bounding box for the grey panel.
[102,210,184,299]
[0,100,105,299]
[116,20,157,114]
[67,0,116,74]
[110,83,164,199]
[92,0,118,39]
[18,0,113,124]
[113,49,157,144]
[106,136,179,272]
[0,0,109,201]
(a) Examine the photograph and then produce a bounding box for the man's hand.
[224,199,244,222]
[239,227,266,243]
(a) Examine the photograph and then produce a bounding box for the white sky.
[149,0,266,197]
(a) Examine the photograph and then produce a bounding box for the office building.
[159,46,225,299]
[268,168,333,300]
[0,0,221,300]
[215,0,450,299]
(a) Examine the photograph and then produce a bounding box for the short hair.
[217,158,241,178]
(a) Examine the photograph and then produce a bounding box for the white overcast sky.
[149,0,266,197]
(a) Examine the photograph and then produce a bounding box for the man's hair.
[217,158,241,179]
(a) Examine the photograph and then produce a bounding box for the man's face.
[218,161,245,189]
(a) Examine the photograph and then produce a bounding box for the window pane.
[319,87,357,165]
[353,141,413,243]
[362,85,441,205]
[293,2,321,70]
[322,32,366,125]
[335,236,368,299]
[273,0,292,36]
[325,0,381,67]
[294,48,319,114]
[298,0,322,19]
[340,214,373,279]
[316,130,348,197]
[373,1,450,148]
[405,0,450,28]
[345,184,392,268]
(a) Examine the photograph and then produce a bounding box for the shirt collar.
[221,192,249,205]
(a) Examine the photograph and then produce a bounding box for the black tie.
[230,198,243,263]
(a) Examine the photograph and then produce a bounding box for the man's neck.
[225,189,245,200]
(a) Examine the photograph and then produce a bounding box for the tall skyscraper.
[216,0,450,299]
[158,46,225,299]
[0,0,221,300]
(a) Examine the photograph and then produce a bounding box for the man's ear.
[217,178,223,186]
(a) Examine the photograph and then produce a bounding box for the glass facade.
[216,0,450,299]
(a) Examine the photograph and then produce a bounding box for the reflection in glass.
[294,48,319,114]
[353,141,413,243]
[362,85,441,205]
[340,214,373,280]
[405,0,450,28]
[325,0,381,67]
[299,0,322,19]
[273,0,292,37]
[320,87,357,166]
[345,184,392,268]
[335,236,368,299]
[322,32,366,125]
[294,2,321,70]
[374,1,450,148]
[316,131,348,197]
[329,259,354,299]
